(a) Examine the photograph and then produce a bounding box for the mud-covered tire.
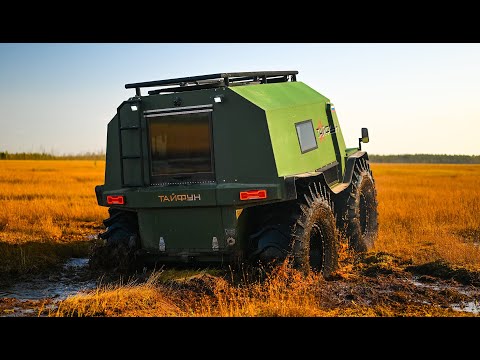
[249,224,292,266]
[245,200,295,267]
[99,208,138,247]
[89,208,140,272]
[291,183,340,278]
[341,158,378,252]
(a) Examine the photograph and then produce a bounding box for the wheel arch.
[342,151,369,186]
[283,151,369,199]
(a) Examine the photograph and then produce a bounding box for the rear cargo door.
[144,105,215,186]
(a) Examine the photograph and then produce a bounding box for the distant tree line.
[0,151,105,160]
[1,151,479,164]
[369,154,480,164]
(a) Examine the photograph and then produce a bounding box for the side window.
[295,119,318,153]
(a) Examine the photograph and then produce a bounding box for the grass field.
[1,160,479,316]
[374,163,480,268]
[0,160,107,272]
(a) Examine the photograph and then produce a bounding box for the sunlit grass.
[373,164,480,269]
[0,160,107,243]
[52,263,335,317]
[54,272,184,317]
[4,161,478,268]
[53,163,480,317]
[2,160,480,316]
[0,160,108,272]
[53,261,468,317]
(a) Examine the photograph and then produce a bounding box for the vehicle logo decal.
[316,120,338,142]
[158,194,201,202]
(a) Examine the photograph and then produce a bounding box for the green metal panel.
[120,130,141,158]
[231,82,340,177]
[220,206,238,236]
[214,89,278,183]
[103,184,217,208]
[104,115,122,189]
[138,207,225,252]
[345,147,359,157]
[123,159,143,186]
[139,88,279,185]
[231,82,328,111]
[118,103,143,186]
[329,105,348,172]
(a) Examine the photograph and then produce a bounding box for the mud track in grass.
[0,251,479,317]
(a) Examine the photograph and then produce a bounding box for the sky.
[0,43,479,156]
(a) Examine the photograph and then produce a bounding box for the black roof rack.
[125,71,298,96]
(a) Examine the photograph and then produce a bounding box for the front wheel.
[340,158,378,252]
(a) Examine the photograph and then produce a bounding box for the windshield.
[148,110,214,184]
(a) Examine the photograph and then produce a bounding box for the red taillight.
[107,195,125,205]
[239,189,267,201]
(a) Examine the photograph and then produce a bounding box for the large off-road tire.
[89,208,140,272]
[341,158,378,252]
[248,224,291,266]
[246,200,295,266]
[291,183,340,278]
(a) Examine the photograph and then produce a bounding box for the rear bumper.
[95,182,286,208]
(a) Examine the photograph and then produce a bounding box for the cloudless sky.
[0,43,479,155]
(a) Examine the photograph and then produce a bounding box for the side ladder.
[118,98,144,187]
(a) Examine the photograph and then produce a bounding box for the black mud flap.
[95,185,104,205]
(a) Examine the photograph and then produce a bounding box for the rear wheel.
[246,201,294,267]
[291,183,340,278]
[340,158,378,252]
[89,208,140,272]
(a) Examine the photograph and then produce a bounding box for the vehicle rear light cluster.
[240,189,267,201]
[107,195,125,205]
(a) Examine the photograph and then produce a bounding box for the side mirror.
[359,128,369,150]
[361,128,369,143]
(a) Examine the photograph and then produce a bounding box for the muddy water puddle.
[0,258,96,301]
[410,276,480,314]
[0,257,101,316]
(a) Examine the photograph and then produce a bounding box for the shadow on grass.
[405,260,480,286]
[355,251,412,277]
[355,252,480,287]
[0,240,92,276]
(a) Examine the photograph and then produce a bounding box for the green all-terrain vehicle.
[93,71,378,276]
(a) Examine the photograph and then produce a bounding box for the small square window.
[295,120,318,153]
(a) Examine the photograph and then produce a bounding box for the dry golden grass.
[2,160,480,316]
[0,160,107,243]
[53,260,469,317]
[3,161,478,269]
[195,262,328,317]
[52,162,480,317]
[53,272,184,317]
[0,160,108,243]
[0,160,108,272]
[53,264,326,317]
[372,164,480,269]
